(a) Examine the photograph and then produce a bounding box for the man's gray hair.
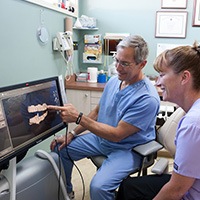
[117,35,149,64]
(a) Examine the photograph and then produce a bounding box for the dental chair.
[90,107,185,177]
[150,107,185,174]
[134,107,185,175]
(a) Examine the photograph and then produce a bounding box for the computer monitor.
[0,76,67,168]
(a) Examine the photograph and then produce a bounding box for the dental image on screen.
[0,78,65,163]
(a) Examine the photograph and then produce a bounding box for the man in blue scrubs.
[48,35,160,200]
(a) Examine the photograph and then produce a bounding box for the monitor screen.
[0,76,67,166]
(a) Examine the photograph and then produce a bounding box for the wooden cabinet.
[66,89,91,114]
[90,91,102,110]
[66,89,102,131]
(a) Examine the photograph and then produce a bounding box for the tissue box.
[76,73,88,82]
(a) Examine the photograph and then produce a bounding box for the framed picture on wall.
[192,0,200,26]
[161,0,187,9]
[155,11,188,38]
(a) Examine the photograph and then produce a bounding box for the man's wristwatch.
[69,130,77,137]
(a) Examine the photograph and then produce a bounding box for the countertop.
[65,74,162,95]
[65,74,105,91]
[66,81,106,92]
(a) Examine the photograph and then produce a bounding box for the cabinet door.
[66,89,91,131]
[90,91,102,111]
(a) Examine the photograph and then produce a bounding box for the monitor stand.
[1,157,16,200]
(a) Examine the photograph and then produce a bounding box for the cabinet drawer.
[66,89,91,131]
[91,91,102,98]
[91,91,102,109]
[91,97,100,105]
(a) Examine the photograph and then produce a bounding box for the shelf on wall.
[83,61,102,64]
[25,0,78,18]
[73,27,99,30]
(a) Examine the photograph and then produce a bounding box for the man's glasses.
[113,57,135,68]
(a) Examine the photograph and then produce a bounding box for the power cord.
[64,145,86,200]
[55,132,86,200]
[52,133,65,200]
[34,149,69,200]
[58,48,74,77]
[57,149,62,200]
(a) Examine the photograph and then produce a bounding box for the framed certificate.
[193,0,200,26]
[161,0,187,9]
[155,11,188,38]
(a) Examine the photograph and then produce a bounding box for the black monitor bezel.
[0,76,67,167]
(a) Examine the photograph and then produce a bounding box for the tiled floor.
[71,154,174,200]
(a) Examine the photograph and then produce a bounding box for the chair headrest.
[157,107,185,157]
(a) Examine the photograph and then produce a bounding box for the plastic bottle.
[97,70,106,83]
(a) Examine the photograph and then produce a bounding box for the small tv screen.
[0,76,67,166]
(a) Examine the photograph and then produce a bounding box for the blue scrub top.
[97,76,160,150]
